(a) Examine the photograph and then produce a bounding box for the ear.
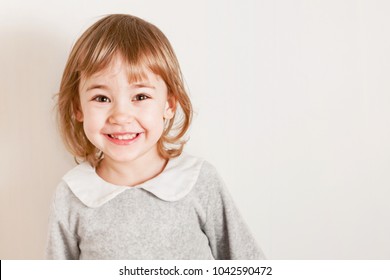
[73,102,84,122]
[75,110,84,122]
[163,96,176,120]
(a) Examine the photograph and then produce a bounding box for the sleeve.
[201,163,266,260]
[46,183,80,260]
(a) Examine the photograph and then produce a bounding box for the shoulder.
[189,157,232,205]
[195,159,227,192]
[52,180,78,205]
[51,173,86,213]
[197,160,223,184]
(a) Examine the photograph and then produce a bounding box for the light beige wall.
[0,22,75,258]
[1,0,390,259]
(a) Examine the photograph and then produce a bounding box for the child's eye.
[133,94,150,101]
[93,95,111,103]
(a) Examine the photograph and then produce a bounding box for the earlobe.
[75,110,84,122]
[164,98,176,119]
[73,100,84,122]
[164,108,174,119]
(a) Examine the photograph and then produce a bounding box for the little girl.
[47,14,264,260]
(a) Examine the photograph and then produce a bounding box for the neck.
[96,152,168,187]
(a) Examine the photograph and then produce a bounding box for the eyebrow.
[85,82,156,92]
[86,84,109,91]
[131,82,156,89]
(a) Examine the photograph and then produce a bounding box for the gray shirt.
[46,153,264,259]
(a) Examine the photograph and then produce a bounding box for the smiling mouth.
[107,133,140,140]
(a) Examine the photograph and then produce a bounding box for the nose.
[108,102,134,125]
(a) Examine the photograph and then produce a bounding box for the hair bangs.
[74,15,171,85]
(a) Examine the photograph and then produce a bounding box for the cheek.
[82,109,106,133]
[139,106,165,131]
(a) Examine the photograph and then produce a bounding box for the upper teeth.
[110,133,137,140]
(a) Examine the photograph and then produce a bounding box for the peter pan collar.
[62,153,204,208]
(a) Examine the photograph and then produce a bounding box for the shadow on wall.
[0,23,75,259]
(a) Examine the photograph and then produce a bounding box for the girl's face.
[77,55,175,167]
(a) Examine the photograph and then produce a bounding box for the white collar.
[62,153,204,208]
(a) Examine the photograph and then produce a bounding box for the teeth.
[110,133,137,140]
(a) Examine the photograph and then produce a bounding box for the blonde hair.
[57,14,192,166]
